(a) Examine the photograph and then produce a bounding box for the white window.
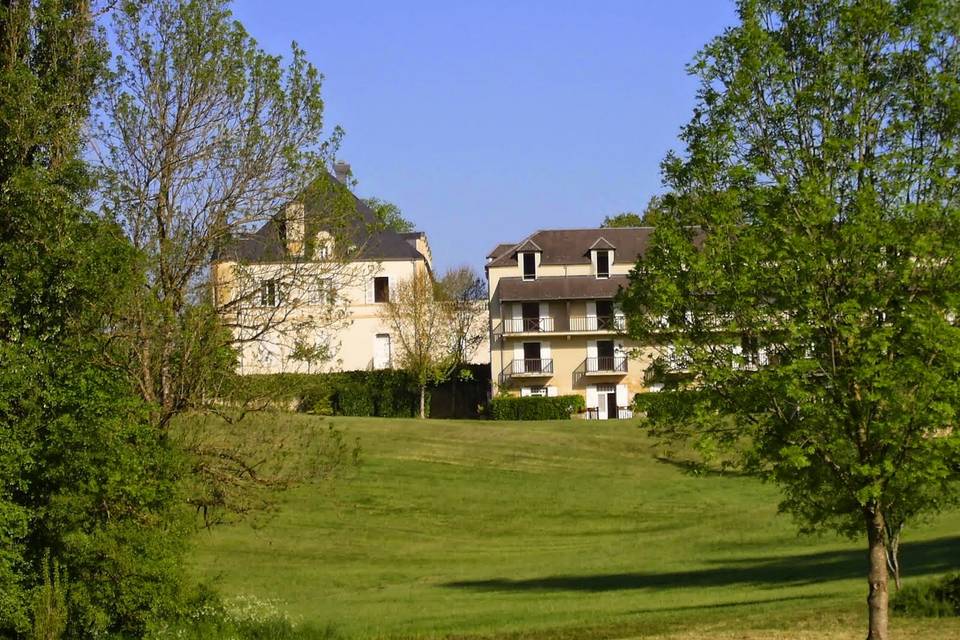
[521,252,537,280]
[521,386,547,397]
[596,250,610,278]
[312,277,335,305]
[260,279,281,307]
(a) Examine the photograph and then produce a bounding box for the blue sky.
[231,0,739,272]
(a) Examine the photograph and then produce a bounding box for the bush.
[892,573,960,617]
[489,395,586,421]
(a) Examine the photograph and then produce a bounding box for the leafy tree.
[0,0,187,635]
[620,2,960,639]
[602,197,667,228]
[363,197,415,233]
[436,266,488,368]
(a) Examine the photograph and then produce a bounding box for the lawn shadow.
[443,535,959,593]
[653,455,755,478]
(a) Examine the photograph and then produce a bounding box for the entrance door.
[607,392,619,420]
[596,383,615,419]
[523,342,541,373]
[374,333,392,369]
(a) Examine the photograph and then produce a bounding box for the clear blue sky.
[231,0,739,272]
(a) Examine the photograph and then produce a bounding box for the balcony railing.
[502,317,555,334]
[500,358,554,383]
[568,316,625,332]
[584,356,628,373]
[497,315,624,335]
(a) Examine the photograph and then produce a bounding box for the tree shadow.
[653,455,754,478]
[443,535,960,593]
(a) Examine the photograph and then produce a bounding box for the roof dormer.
[514,238,542,281]
[587,237,615,279]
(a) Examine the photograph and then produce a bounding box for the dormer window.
[522,252,537,280]
[596,250,610,278]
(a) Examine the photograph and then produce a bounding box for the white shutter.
[512,303,522,333]
[521,387,532,397]
[614,303,625,330]
[539,302,550,331]
[365,279,373,304]
[616,384,628,407]
[587,340,598,360]
[540,341,551,362]
[547,386,558,397]
[586,385,598,409]
[513,342,525,373]
[586,301,597,331]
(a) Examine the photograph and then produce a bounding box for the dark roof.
[513,238,543,253]
[487,228,656,268]
[486,243,515,260]
[496,275,629,302]
[215,172,427,264]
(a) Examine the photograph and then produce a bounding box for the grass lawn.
[185,414,960,639]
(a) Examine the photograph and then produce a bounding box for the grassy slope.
[186,414,960,639]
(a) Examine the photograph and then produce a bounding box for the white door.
[374,333,392,369]
[597,383,615,420]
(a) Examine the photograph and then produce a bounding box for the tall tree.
[363,196,415,233]
[602,196,667,227]
[436,266,488,368]
[620,2,960,639]
[94,0,352,427]
[0,1,186,635]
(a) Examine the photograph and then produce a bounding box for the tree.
[620,2,960,639]
[437,266,488,368]
[379,270,451,418]
[0,0,186,635]
[94,0,355,428]
[363,196,415,233]
[602,196,666,227]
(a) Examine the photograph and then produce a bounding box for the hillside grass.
[183,413,960,639]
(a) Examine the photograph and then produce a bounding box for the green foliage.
[30,552,66,640]
[489,395,586,421]
[362,197,415,233]
[892,574,960,618]
[226,371,426,418]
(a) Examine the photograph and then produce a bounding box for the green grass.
[185,414,960,639]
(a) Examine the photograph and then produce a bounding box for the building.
[486,228,659,419]
[212,166,438,374]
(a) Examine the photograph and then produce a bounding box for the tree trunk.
[419,384,426,419]
[866,507,889,640]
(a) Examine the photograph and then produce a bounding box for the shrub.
[490,395,586,421]
[892,573,960,617]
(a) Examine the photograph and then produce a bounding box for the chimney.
[333,160,351,185]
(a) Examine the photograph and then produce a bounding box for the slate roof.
[487,228,656,268]
[486,243,515,260]
[497,275,630,301]
[215,172,427,264]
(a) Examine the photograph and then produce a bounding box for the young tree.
[620,2,960,639]
[379,270,451,418]
[0,1,186,635]
[94,0,356,427]
[437,266,488,367]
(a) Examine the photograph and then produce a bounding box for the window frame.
[521,252,537,281]
[373,276,390,303]
[596,250,610,279]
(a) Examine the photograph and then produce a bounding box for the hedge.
[892,573,960,617]
[224,370,425,418]
[489,395,586,421]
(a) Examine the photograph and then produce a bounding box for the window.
[522,386,548,397]
[374,276,390,303]
[522,252,537,280]
[596,250,610,278]
[260,279,280,307]
[313,277,335,305]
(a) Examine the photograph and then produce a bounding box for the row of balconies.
[495,315,626,335]
[499,356,628,384]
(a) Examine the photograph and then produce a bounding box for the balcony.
[499,358,554,384]
[585,407,634,420]
[497,315,624,335]
[584,356,628,375]
[568,315,625,332]
[501,317,555,334]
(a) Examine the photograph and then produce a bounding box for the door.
[597,340,615,371]
[596,300,614,330]
[523,342,541,372]
[606,392,619,420]
[596,384,614,419]
[374,333,392,369]
[522,302,540,332]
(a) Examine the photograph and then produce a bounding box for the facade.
[212,170,446,374]
[486,228,660,419]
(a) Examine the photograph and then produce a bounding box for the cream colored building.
[213,170,487,374]
[486,228,661,419]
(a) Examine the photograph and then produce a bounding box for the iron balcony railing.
[585,407,634,420]
[568,316,625,332]
[501,317,555,334]
[499,358,554,383]
[584,356,628,373]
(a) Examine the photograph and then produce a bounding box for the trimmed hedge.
[490,395,586,421]
[225,371,425,418]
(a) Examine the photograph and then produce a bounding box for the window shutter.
[586,301,597,331]
[365,279,373,304]
[586,385,598,409]
[521,387,532,397]
[539,302,550,329]
[546,386,558,397]
[513,342,525,373]
[616,384,628,407]
[587,340,597,360]
[614,303,625,330]
[540,341,551,362]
